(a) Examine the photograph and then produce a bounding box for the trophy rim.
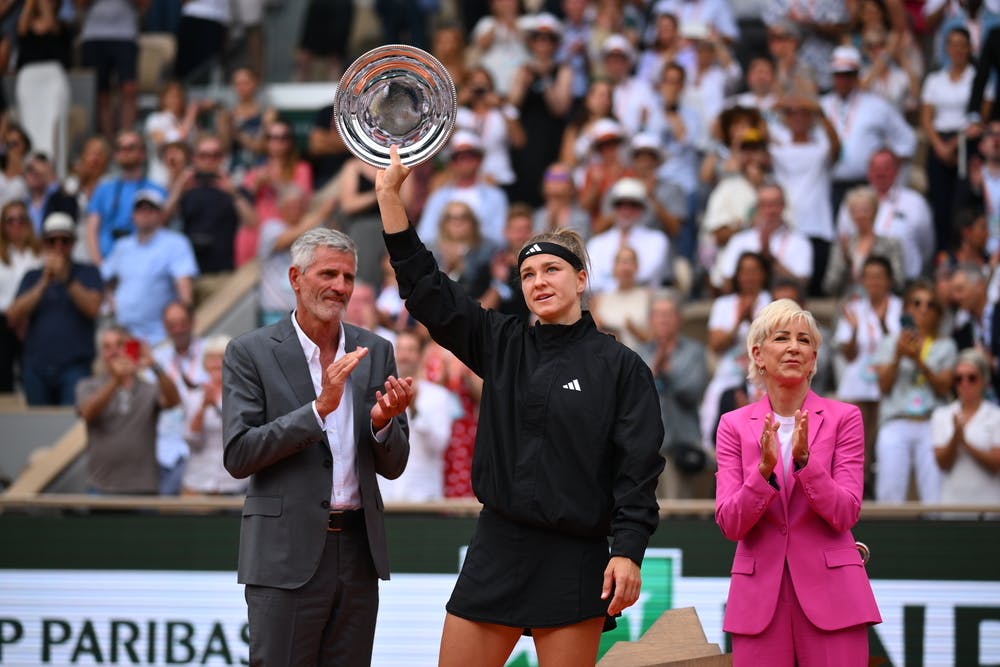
[333,43,458,169]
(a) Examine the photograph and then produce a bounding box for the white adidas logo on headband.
[524,244,543,255]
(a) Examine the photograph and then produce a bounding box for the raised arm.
[374,145,411,234]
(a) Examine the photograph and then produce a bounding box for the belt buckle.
[328,510,346,533]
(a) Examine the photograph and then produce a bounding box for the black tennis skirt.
[446,507,618,633]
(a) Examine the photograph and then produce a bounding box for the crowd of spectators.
[2,0,1000,505]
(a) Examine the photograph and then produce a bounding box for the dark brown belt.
[328,509,364,532]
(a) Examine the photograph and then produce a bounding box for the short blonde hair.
[745,298,822,385]
[844,185,878,214]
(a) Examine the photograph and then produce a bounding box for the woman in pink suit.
[715,298,881,666]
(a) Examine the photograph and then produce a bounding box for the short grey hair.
[955,347,991,388]
[290,228,358,272]
[650,287,684,314]
[202,334,231,357]
[745,298,823,385]
[952,262,986,286]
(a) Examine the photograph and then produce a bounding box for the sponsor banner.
[1,554,998,666]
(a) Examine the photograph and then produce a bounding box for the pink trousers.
[731,565,870,666]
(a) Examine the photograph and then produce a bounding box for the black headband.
[517,241,585,271]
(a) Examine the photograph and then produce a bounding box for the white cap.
[448,130,484,156]
[601,34,636,62]
[630,133,664,161]
[608,177,648,207]
[589,118,625,147]
[528,12,563,38]
[42,211,76,237]
[134,188,165,209]
[830,45,862,73]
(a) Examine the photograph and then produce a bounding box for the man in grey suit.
[223,227,413,667]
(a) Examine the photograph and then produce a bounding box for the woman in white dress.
[182,335,248,495]
[699,251,772,449]
[833,254,902,497]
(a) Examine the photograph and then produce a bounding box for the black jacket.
[952,303,1000,399]
[386,226,664,564]
[969,27,1000,121]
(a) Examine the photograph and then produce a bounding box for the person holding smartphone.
[871,280,957,502]
[76,325,181,494]
[164,134,257,303]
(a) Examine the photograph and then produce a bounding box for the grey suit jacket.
[222,317,409,588]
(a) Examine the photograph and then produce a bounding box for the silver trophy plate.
[334,44,457,169]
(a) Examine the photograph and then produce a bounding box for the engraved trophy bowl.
[333,44,457,169]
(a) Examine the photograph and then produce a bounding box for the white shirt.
[0,174,28,211]
[456,106,516,186]
[863,64,912,111]
[652,0,740,40]
[181,0,230,21]
[586,225,670,294]
[931,401,1000,506]
[702,174,756,233]
[182,385,248,494]
[144,110,184,187]
[700,174,755,284]
[774,413,796,482]
[378,379,461,503]
[731,91,778,121]
[416,182,509,247]
[835,186,933,279]
[921,65,977,133]
[646,103,703,195]
[834,295,902,402]
[0,247,41,310]
[471,16,531,96]
[713,224,813,290]
[292,312,360,509]
[769,123,835,241]
[151,338,208,468]
[612,76,660,137]
[698,289,771,449]
[820,89,916,182]
[685,65,740,143]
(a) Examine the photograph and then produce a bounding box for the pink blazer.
[715,391,881,635]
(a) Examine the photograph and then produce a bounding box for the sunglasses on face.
[44,236,73,246]
[954,373,981,385]
[3,214,29,224]
[908,298,939,310]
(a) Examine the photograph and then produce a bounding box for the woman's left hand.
[375,145,412,199]
[602,556,641,615]
[792,409,809,467]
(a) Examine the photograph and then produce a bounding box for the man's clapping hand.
[370,376,415,430]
